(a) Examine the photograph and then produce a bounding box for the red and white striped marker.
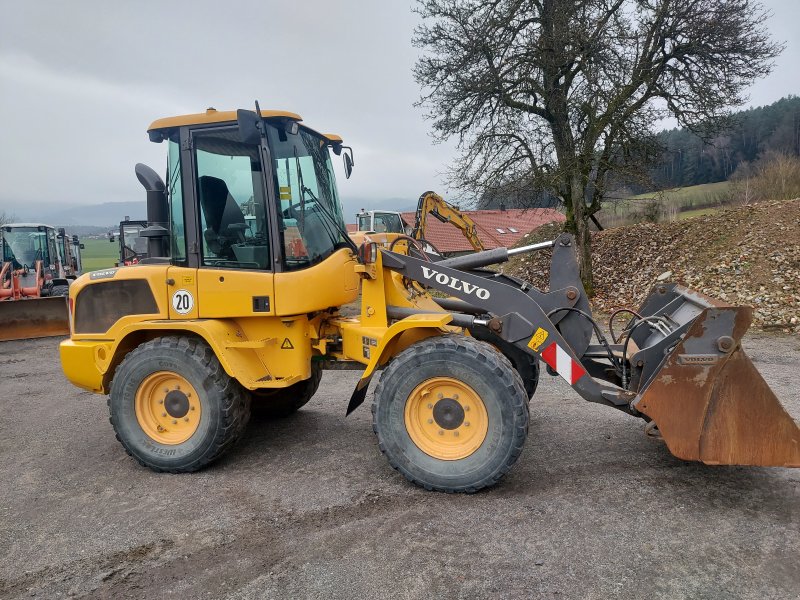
[540,342,586,385]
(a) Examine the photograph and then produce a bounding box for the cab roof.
[148,108,343,143]
[4,223,54,230]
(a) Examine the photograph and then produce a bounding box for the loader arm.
[378,234,630,411]
[412,191,484,252]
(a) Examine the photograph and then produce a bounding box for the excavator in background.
[411,191,484,252]
[1,223,83,341]
[58,106,798,493]
[354,191,484,254]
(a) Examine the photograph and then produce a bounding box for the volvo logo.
[420,266,491,300]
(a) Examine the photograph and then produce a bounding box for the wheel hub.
[164,390,190,418]
[432,397,465,430]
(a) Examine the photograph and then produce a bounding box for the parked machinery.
[1,223,82,340]
[59,107,798,492]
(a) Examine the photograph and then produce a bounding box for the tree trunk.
[563,173,594,295]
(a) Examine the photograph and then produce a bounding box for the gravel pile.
[506,198,800,333]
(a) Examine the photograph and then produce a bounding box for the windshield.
[373,212,403,233]
[2,227,51,267]
[267,124,347,270]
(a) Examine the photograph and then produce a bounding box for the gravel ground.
[0,333,798,599]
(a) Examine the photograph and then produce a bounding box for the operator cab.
[1,224,60,273]
[147,108,354,274]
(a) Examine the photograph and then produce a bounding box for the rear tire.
[51,284,70,297]
[250,362,322,418]
[372,335,529,493]
[108,336,251,472]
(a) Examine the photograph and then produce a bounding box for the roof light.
[509,227,518,233]
[496,228,506,234]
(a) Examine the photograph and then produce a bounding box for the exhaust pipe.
[135,163,169,258]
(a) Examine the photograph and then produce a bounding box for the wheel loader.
[1,223,81,341]
[59,106,799,492]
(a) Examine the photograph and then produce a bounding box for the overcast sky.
[0,0,797,218]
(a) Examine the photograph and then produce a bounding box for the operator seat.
[198,176,247,259]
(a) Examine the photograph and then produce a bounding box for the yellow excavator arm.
[411,191,484,252]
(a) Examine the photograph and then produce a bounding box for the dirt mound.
[507,199,800,332]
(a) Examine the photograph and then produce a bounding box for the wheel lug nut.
[161,412,167,417]
[437,393,443,399]
[427,418,433,424]
[427,403,433,409]
[464,421,470,427]
[454,431,459,437]
[158,399,163,404]
[172,419,177,425]
[438,430,444,436]
[453,394,459,400]
[163,388,169,393]
[184,417,190,422]
[187,393,191,398]
[176,385,181,390]
[464,406,470,412]
[190,406,196,411]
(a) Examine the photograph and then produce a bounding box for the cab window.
[192,129,271,270]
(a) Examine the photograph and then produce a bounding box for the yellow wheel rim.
[404,377,488,460]
[134,371,201,445]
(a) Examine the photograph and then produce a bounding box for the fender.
[345,313,453,414]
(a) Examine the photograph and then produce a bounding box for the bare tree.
[414,0,783,291]
[0,211,12,228]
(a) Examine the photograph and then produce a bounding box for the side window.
[193,129,270,270]
[168,139,186,262]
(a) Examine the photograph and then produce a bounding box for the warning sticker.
[281,338,294,350]
[527,327,549,352]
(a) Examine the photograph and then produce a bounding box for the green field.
[597,181,732,227]
[80,238,119,272]
[627,181,731,204]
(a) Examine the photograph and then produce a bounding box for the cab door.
[190,127,275,319]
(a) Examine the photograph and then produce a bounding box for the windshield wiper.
[300,184,358,253]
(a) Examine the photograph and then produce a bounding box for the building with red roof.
[398,207,565,255]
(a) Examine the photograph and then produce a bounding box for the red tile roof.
[398,208,565,254]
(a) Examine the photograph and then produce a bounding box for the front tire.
[372,335,529,493]
[108,336,251,472]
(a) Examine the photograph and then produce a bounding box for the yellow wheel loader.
[59,106,799,492]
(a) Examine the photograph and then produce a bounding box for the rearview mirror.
[343,147,354,179]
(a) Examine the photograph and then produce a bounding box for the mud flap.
[0,297,70,342]
[346,373,374,415]
[633,307,799,467]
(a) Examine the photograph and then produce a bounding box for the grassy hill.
[597,181,731,227]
